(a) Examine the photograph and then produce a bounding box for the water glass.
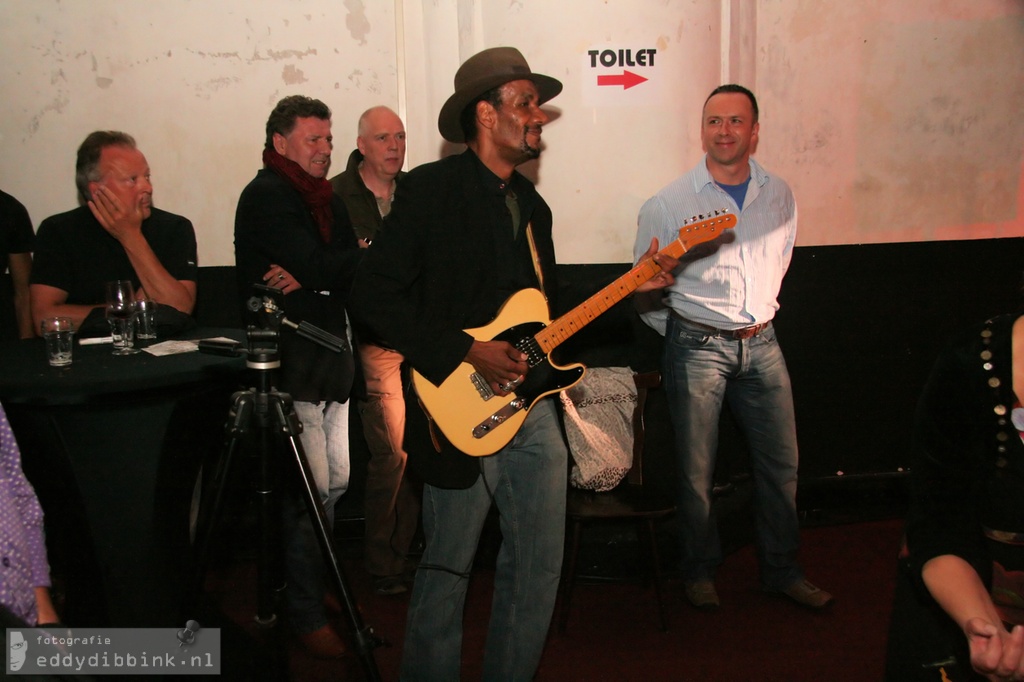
[135,299,157,340]
[108,315,137,354]
[41,317,74,367]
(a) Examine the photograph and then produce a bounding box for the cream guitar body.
[411,288,583,457]
[411,211,737,457]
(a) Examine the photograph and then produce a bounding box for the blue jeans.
[284,399,351,634]
[400,398,567,682]
[662,316,802,590]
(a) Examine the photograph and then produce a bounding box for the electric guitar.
[412,211,737,456]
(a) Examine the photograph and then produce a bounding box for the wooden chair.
[558,370,676,632]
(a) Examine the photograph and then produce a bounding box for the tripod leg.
[186,390,287,628]
[185,392,253,618]
[273,398,382,682]
[255,425,286,626]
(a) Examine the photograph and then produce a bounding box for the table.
[0,329,246,405]
[0,328,248,627]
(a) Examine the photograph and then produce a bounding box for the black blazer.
[350,149,558,386]
[349,149,559,487]
[234,168,361,402]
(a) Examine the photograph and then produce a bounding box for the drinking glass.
[41,316,75,366]
[135,298,158,340]
[105,280,141,355]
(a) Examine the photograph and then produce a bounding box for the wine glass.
[105,280,141,355]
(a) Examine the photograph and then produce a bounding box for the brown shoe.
[684,580,720,610]
[298,624,347,659]
[324,591,343,615]
[769,579,834,610]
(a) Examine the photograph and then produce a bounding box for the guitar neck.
[534,213,735,355]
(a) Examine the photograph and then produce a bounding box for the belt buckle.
[733,323,764,340]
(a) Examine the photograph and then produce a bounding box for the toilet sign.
[583,46,660,107]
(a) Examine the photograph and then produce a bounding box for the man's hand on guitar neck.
[633,237,680,315]
[467,340,528,396]
[634,237,680,293]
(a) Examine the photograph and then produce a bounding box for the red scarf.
[262,148,334,243]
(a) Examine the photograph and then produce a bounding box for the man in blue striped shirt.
[633,84,832,612]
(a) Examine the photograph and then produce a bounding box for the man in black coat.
[350,47,674,681]
[234,95,360,659]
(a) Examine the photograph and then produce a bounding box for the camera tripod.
[187,322,383,681]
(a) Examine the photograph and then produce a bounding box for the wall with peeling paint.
[0,0,1020,268]
[0,0,403,267]
[756,3,1024,246]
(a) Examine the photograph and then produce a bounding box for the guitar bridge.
[471,372,495,400]
[472,398,526,440]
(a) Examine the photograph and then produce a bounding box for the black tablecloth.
[0,328,249,627]
[0,328,247,405]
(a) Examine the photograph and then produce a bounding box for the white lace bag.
[560,366,637,491]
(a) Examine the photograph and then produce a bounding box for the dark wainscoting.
[778,237,1024,480]
[552,237,1024,497]
[195,236,1024,498]
[194,265,245,329]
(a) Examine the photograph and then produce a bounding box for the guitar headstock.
[677,210,736,250]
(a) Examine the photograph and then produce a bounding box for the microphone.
[246,283,349,354]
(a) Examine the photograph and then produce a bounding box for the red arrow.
[597,70,648,90]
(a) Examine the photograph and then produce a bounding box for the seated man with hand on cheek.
[30,130,197,335]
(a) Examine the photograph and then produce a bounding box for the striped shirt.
[633,156,797,336]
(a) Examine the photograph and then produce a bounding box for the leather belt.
[671,310,770,340]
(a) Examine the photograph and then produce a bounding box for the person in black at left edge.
[0,189,34,339]
[234,95,361,659]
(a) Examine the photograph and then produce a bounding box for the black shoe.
[372,575,407,596]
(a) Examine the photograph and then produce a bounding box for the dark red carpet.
[205,517,903,681]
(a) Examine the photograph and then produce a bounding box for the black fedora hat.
[437,47,562,143]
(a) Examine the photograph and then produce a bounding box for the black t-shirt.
[31,205,197,305]
[0,189,35,340]
[0,189,34,273]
